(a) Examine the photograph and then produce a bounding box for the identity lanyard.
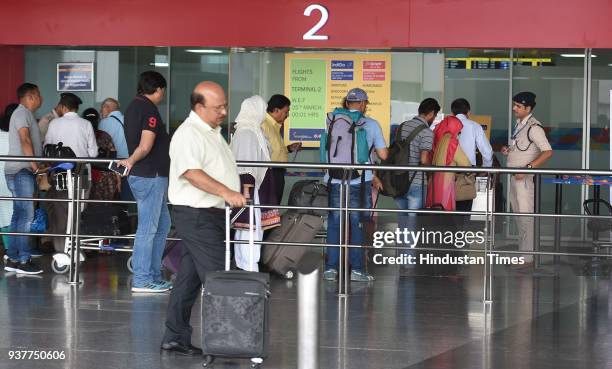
[511,115,532,146]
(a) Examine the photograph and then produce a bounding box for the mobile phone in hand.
[108,161,128,176]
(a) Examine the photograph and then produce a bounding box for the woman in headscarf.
[230,95,281,271]
[426,116,471,211]
[82,107,120,200]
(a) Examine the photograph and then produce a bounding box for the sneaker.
[4,258,18,272]
[15,260,43,275]
[323,269,338,281]
[132,282,170,293]
[350,270,375,282]
[154,280,173,290]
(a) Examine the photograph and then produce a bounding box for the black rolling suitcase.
[202,204,270,368]
[262,211,323,279]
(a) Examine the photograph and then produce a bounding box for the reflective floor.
[1,250,612,369]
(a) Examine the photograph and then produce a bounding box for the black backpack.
[378,122,427,197]
[43,142,76,160]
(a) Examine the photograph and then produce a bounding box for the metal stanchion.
[554,175,563,267]
[67,170,77,285]
[338,169,349,297]
[297,252,320,369]
[534,175,542,269]
[483,173,492,304]
[68,175,83,285]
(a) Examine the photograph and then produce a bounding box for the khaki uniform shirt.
[507,116,552,168]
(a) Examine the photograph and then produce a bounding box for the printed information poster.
[284,53,391,147]
[57,62,94,92]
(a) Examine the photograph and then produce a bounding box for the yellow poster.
[284,53,392,147]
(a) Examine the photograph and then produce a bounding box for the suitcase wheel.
[202,355,214,367]
[127,256,134,273]
[284,269,296,280]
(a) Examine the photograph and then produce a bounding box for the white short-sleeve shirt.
[169,111,240,209]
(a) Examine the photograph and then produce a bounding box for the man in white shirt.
[161,81,246,356]
[43,93,98,254]
[45,93,98,158]
[451,98,494,215]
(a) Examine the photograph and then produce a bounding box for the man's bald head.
[191,81,227,127]
[190,82,224,109]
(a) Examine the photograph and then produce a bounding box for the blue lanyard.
[511,116,531,140]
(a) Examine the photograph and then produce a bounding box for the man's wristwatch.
[526,163,533,169]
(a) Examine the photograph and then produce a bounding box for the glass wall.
[23,46,609,231]
[227,49,444,206]
[444,49,511,151]
[25,46,170,129]
[169,48,229,134]
[590,50,612,204]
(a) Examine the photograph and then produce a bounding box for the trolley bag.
[288,180,329,217]
[201,204,269,368]
[80,203,130,236]
[262,211,324,279]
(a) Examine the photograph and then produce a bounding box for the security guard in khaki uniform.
[501,92,553,267]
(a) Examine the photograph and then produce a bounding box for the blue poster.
[57,63,94,92]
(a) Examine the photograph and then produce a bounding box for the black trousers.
[456,199,474,228]
[162,206,226,346]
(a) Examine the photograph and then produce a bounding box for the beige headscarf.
[231,95,271,187]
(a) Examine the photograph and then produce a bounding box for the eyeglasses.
[203,104,228,114]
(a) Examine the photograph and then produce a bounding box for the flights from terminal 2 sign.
[284,53,391,147]
[57,62,94,92]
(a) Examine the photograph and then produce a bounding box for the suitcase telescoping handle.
[224,200,255,271]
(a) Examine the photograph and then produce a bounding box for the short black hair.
[267,94,291,113]
[82,107,100,130]
[0,103,19,132]
[418,98,441,116]
[137,71,167,95]
[59,93,83,111]
[190,92,205,110]
[17,83,39,100]
[451,98,471,116]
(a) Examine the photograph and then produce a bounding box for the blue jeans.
[394,184,424,263]
[5,169,35,262]
[129,176,171,287]
[326,182,372,272]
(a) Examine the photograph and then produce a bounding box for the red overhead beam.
[0,0,610,48]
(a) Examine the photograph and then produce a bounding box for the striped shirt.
[396,116,433,187]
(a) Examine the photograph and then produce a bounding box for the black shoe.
[160,342,203,356]
[15,260,43,275]
[4,259,18,272]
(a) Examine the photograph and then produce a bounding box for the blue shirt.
[98,111,128,159]
[325,113,387,185]
[456,114,493,167]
